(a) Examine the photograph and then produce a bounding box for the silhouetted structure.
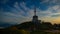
[28,7,41,31]
[32,7,38,22]
[32,7,41,23]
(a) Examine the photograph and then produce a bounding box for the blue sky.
[0,0,60,25]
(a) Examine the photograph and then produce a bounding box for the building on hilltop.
[30,7,41,31]
[32,7,41,24]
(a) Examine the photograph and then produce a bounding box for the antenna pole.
[34,7,36,16]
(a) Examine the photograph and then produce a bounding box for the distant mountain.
[0,22,13,28]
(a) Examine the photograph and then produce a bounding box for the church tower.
[32,7,38,23]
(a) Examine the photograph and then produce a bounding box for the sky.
[0,0,60,25]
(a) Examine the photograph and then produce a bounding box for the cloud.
[1,11,31,24]
[1,0,60,24]
[0,2,32,24]
[40,0,60,5]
